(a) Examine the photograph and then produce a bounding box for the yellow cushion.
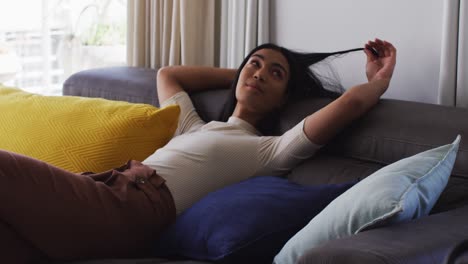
[0,86,180,173]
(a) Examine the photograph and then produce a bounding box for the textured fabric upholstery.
[62,66,468,264]
[296,205,468,264]
[63,67,160,106]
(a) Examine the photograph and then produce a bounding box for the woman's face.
[235,48,290,115]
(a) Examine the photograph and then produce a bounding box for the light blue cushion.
[274,135,461,264]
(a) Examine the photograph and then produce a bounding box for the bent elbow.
[157,66,175,81]
[157,66,184,89]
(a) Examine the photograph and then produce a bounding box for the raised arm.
[303,39,397,145]
[157,66,237,103]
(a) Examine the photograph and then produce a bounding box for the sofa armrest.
[297,205,468,264]
[62,66,232,123]
[63,67,159,106]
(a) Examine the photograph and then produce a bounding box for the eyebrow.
[251,54,288,76]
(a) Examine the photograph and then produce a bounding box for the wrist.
[369,78,390,91]
[369,79,390,97]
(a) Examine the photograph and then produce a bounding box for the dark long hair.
[219,43,363,134]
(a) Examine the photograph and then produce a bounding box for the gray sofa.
[63,67,468,264]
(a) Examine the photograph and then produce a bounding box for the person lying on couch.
[0,38,396,263]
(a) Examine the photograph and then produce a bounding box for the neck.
[232,104,263,127]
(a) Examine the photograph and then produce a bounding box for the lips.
[245,81,263,93]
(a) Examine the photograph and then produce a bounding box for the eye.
[249,60,260,67]
[272,69,283,80]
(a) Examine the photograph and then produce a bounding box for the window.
[0,0,126,95]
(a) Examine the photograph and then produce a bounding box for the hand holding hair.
[300,39,397,146]
[364,38,397,85]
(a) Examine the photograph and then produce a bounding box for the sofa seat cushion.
[296,204,468,264]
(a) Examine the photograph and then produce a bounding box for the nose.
[254,69,265,81]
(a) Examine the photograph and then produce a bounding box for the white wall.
[271,0,444,104]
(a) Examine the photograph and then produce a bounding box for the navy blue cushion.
[153,176,356,263]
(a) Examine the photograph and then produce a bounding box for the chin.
[236,97,263,113]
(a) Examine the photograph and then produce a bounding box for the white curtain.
[438,0,468,107]
[127,0,269,69]
[219,0,270,68]
[457,0,468,107]
[127,0,215,68]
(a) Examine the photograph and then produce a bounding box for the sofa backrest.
[63,66,468,213]
[192,89,468,176]
[191,88,468,213]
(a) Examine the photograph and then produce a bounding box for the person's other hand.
[364,39,397,84]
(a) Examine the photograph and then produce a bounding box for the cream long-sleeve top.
[142,91,321,214]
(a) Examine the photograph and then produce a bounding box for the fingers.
[363,44,376,63]
[368,39,384,57]
[383,40,397,58]
[365,38,397,59]
[364,44,378,57]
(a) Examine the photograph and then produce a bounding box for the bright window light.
[0,0,127,95]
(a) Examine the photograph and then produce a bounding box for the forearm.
[303,79,389,145]
[303,38,395,146]
[158,66,237,93]
[344,78,390,112]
